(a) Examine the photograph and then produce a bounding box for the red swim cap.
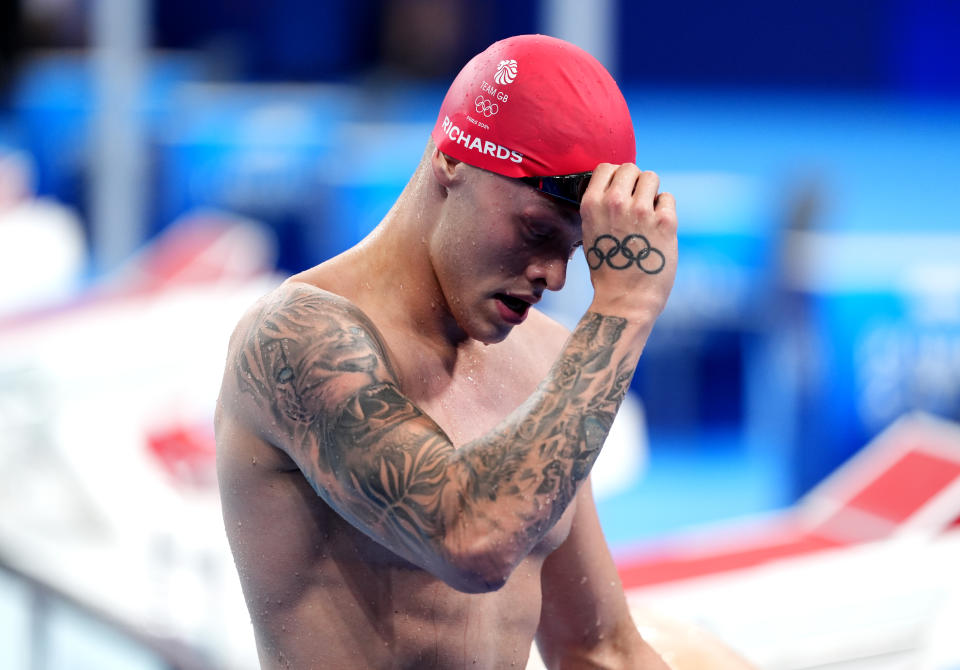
[432,34,635,179]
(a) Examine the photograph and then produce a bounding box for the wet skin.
[217,281,576,668]
[215,151,676,669]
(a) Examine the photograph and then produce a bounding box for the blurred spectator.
[2,0,89,102]
[377,0,472,79]
[20,0,88,48]
[375,0,536,80]
[151,0,535,82]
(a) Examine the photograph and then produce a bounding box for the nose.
[525,255,567,292]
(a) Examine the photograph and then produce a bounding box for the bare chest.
[385,342,576,557]
[394,350,542,447]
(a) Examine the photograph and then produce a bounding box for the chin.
[465,319,513,345]
[476,329,511,345]
[448,302,511,345]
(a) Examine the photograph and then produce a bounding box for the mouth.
[494,293,532,318]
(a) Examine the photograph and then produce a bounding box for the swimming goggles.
[518,171,593,208]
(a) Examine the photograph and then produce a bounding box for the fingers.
[582,163,618,202]
[608,163,642,198]
[632,169,660,206]
[580,163,678,322]
[583,163,671,223]
[654,191,676,216]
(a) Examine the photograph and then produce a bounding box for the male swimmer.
[217,34,687,669]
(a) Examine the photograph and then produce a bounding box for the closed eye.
[523,226,554,245]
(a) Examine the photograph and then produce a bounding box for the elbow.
[439,533,519,594]
[442,558,511,594]
[444,569,509,595]
[428,480,524,593]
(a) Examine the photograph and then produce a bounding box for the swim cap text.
[441,116,523,164]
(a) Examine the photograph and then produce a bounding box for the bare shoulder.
[517,307,572,368]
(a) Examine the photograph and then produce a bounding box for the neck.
[345,166,472,371]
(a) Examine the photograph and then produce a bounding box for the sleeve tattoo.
[233,286,634,573]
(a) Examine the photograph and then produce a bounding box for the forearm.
[542,630,671,670]
[318,309,651,591]
[447,310,650,582]
[233,285,658,592]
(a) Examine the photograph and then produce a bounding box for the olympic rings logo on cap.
[586,234,665,274]
[495,59,518,85]
[475,95,499,117]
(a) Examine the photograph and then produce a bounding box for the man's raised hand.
[580,164,678,324]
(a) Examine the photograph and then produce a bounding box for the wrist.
[586,299,660,335]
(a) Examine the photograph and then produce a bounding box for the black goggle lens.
[518,171,593,208]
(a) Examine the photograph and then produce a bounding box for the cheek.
[429,222,486,301]
[433,227,475,274]
[468,238,526,280]
[437,222,510,274]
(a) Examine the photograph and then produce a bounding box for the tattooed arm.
[223,164,676,594]
[223,283,649,593]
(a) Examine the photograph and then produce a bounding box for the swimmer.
[216,35,678,668]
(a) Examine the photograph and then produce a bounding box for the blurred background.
[1,1,959,668]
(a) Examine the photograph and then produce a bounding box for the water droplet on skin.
[251,457,257,465]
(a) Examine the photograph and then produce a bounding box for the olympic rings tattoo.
[585,234,666,274]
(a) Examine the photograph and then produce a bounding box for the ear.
[430,148,461,189]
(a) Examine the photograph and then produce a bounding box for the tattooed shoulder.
[226,284,455,546]
[230,284,400,448]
